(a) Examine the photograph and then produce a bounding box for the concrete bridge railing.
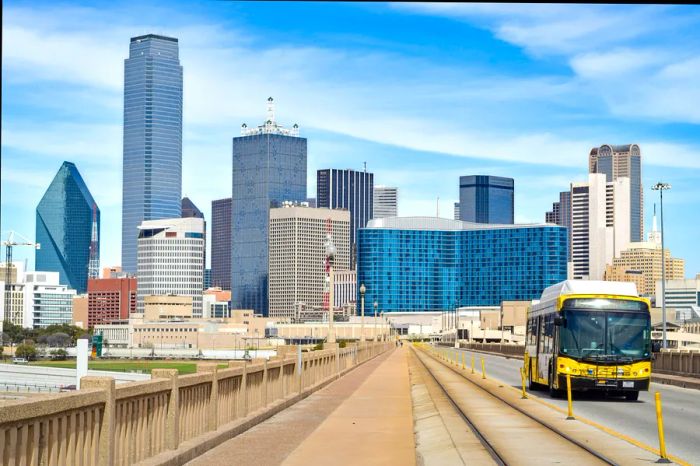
[0,341,393,466]
[454,342,700,379]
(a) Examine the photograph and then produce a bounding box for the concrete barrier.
[654,350,700,378]
[0,342,392,466]
[454,343,700,379]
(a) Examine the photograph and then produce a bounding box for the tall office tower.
[453,203,460,220]
[36,161,99,294]
[136,218,204,317]
[357,217,567,312]
[570,173,631,281]
[306,197,317,208]
[211,197,232,290]
[317,168,374,264]
[181,197,203,218]
[122,34,183,273]
[232,98,306,315]
[373,186,398,219]
[181,197,206,272]
[589,144,642,242]
[459,175,514,224]
[87,277,137,328]
[268,204,350,319]
[545,191,572,260]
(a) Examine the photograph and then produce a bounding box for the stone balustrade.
[0,342,393,466]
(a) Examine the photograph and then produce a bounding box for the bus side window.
[528,318,537,347]
[538,316,545,354]
[544,314,554,354]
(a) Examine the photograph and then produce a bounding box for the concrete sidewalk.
[186,346,415,466]
[283,346,415,466]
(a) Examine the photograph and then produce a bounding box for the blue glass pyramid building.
[36,161,99,294]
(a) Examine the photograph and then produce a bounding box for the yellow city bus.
[525,280,652,401]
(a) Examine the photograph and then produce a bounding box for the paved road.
[440,346,700,465]
[0,363,151,390]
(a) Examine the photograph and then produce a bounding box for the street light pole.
[454,306,460,348]
[360,283,366,342]
[652,182,671,349]
[373,301,378,342]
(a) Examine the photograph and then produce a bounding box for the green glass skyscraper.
[36,162,99,294]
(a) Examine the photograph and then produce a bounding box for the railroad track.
[410,345,662,466]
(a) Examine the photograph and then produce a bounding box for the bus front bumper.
[558,375,650,392]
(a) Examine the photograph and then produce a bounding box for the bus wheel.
[625,391,639,401]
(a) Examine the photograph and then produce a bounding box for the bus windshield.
[559,310,651,362]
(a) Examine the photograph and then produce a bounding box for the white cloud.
[4,3,700,269]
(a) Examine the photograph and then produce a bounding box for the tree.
[47,333,71,348]
[15,343,37,361]
[50,348,68,360]
[3,322,32,344]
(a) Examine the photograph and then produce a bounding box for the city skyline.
[3,2,700,275]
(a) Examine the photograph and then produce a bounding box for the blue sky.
[2,2,700,274]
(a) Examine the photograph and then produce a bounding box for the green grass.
[29,360,228,375]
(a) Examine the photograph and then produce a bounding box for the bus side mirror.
[554,315,565,326]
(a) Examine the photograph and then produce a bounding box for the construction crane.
[2,231,40,316]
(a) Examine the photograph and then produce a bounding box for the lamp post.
[360,283,366,342]
[380,311,385,341]
[373,301,378,342]
[454,306,460,349]
[652,182,671,349]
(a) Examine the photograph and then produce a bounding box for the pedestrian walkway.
[186,346,415,466]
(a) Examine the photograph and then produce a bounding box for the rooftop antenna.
[266,97,275,124]
[436,196,440,217]
[363,162,367,173]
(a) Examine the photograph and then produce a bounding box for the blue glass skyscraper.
[121,34,183,273]
[357,217,567,314]
[232,98,306,315]
[36,162,99,294]
[459,175,514,224]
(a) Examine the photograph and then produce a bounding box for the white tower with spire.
[647,204,662,245]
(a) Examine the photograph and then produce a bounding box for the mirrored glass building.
[459,175,514,224]
[122,34,183,273]
[36,162,99,294]
[231,98,306,315]
[357,217,567,314]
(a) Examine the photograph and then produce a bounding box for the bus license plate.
[623,381,634,388]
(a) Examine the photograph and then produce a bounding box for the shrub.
[15,343,37,361]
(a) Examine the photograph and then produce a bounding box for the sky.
[2,2,700,275]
